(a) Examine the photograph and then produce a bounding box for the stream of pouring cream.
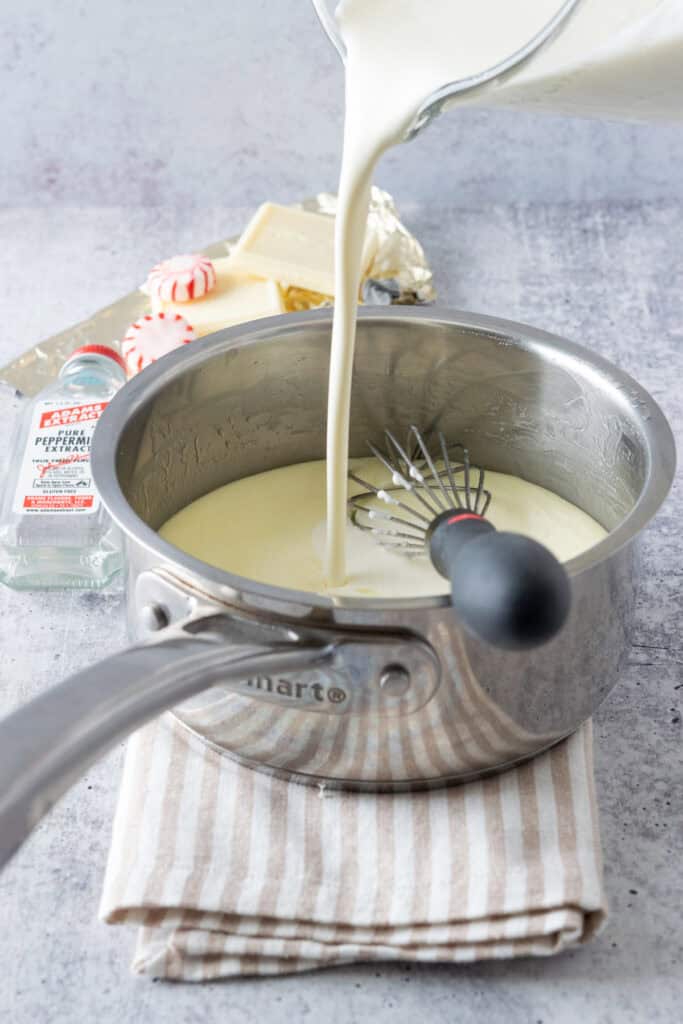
[323,0,674,585]
[161,0,672,592]
[324,0,567,585]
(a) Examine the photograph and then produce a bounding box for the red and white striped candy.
[146,253,216,303]
[122,312,194,377]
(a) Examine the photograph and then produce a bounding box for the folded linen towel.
[100,714,606,979]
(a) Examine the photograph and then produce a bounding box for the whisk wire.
[349,502,427,537]
[372,434,445,522]
[475,466,489,516]
[409,426,452,513]
[439,434,464,510]
[347,427,493,559]
[348,472,433,528]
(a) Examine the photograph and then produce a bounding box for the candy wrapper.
[0,188,435,397]
[279,187,435,311]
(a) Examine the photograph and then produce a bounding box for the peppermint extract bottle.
[0,344,127,589]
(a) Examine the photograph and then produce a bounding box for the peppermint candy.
[122,312,194,376]
[146,253,216,303]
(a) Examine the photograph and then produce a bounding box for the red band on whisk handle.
[427,509,571,651]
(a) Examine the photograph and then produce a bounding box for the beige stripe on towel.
[101,714,606,980]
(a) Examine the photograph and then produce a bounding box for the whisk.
[348,426,570,650]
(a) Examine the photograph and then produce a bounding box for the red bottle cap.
[67,344,127,374]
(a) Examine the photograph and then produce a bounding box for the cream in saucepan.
[160,458,606,599]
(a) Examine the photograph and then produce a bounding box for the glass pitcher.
[312,0,683,135]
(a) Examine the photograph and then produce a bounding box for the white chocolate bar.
[151,257,285,337]
[227,202,377,297]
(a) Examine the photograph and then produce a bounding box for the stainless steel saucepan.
[0,308,675,867]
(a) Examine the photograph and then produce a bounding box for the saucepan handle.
[0,621,331,870]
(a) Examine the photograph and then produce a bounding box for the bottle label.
[13,399,108,514]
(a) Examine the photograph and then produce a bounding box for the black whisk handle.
[427,510,571,651]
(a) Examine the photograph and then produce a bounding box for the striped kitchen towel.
[100,713,606,979]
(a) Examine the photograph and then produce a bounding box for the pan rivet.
[140,603,169,632]
[379,664,411,697]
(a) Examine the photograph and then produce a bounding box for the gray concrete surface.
[0,201,681,1022]
[2,0,683,208]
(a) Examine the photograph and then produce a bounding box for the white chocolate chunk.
[151,256,284,337]
[228,202,377,297]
